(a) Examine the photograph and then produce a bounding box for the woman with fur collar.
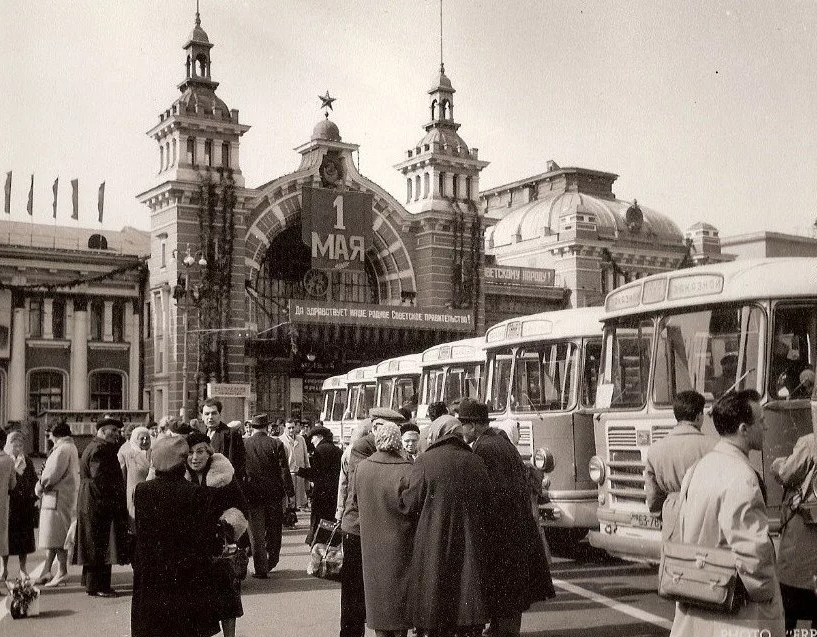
[186,431,249,637]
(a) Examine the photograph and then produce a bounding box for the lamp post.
[173,244,207,421]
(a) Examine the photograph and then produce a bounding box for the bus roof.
[374,353,422,378]
[321,374,348,391]
[346,364,377,383]
[602,258,817,320]
[420,336,486,367]
[484,306,605,347]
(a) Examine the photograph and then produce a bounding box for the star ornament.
[319,91,336,111]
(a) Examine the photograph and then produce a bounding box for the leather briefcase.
[658,540,742,612]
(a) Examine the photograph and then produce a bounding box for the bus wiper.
[723,367,756,397]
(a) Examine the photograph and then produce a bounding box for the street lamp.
[173,243,207,420]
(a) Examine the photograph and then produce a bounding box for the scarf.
[4,431,26,475]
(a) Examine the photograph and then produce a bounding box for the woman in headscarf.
[118,426,152,532]
[354,422,415,637]
[0,428,17,582]
[401,415,491,637]
[185,431,249,637]
[35,421,80,587]
[1,431,37,581]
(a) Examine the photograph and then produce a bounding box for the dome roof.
[489,191,683,248]
[417,126,468,154]
[189,24,209,43]
[174,86,230,118]
[432,69,452,90]
[312,116,341,142]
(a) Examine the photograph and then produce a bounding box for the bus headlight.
[589,455,606,485]
[540,474,551,492]
[533,448,555,473]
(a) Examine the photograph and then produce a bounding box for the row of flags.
[3,172,105,223]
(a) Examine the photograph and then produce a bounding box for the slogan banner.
[301,187,372,273]
[484,265,555,287]
[291,300,474,333]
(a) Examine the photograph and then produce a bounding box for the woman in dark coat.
[132,436,221,637]
[401,416,490,637]
[353,422,415,637]
[298,425,343,544]
[186,431,248,637]
[2,431,37,579]
[74,417,130,597]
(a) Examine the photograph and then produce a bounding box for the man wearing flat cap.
[75,417,130,597]
[243,413,295,577]
[459,398,555,637]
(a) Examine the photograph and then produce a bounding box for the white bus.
[589,258,817,563]
[374,354,422,416]
[340,364,377,445]
[319,374,348,444]
[416,337,486,428]
[482,307,604,550]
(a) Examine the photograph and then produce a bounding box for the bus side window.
[771,305,817,399]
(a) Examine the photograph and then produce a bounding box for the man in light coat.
[669,389,784,637]
[644,390,715,536]
[278,419,310,509]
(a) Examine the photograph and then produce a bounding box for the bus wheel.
[544,528,588,558]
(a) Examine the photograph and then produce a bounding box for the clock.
[303,269,329,298]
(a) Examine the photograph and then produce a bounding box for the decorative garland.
[0,257,147,292]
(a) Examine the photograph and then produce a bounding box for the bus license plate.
[630,514,662,530]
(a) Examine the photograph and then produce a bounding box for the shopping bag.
[306,523,343,581]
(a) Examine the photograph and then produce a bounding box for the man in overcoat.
[278,419,310,509]
[202,398,247,482]
[643,390,714,534]
[669,390,784,636]
[243,413,294,578]
[297,425,342,544]
[74,417,130,597]
[459,399,555,637]
[131,436,221,637]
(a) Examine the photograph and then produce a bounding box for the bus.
[589,258,817,563]
[482,307,605,549]
[341,364,377,445]
[374,354,422,416]
[319,374,348,444]
[416,337,486,428]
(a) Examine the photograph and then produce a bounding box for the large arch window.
[28,369,66,417]
[89,370,125,411]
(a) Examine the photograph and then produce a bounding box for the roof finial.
[439,0,445,74]
[195,0,201,26]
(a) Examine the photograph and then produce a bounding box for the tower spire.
[196,0,201,25]
[439,0,444,74]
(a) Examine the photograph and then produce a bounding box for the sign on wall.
[483,265,555,287]
[291,300,474,333]
[301,187,373,273]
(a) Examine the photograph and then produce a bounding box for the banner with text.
[483,265,555,287]
[302,186,373,273]
[291,300,474,333]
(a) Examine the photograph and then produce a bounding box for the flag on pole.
[3,172,10,214]
[26,175,33,216]
[71,179,79,219]
[52,177,59,218]
[97,181,105,223]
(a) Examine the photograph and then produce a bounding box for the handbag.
[781,466,817,528]
[214,542,249,581]
[657,461,743,613]
[306,521,343,581]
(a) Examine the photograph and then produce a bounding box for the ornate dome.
[432,68,452,90]
[189,23,210,44]
[174,86,230,117]
[416,126,468,154]
[312,116,341,142]
[489,191,683,248]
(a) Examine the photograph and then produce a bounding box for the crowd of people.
[0,386,813,636]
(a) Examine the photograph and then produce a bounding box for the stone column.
[128,303,140,410]
[42,298,54,339]
[8,307,27,421]
[103,301,113,342]
[70,304,88,410]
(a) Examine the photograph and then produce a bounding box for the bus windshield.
[653,305,763,404]
[424,369,445,404]
[486,348,513,413]
[349,385,374,419]
[599,318,655,409]
[377,378,394,408]
[393,377,418,410]
[329,389,347,421]
[444,364,482,406]
[512,341,578,412]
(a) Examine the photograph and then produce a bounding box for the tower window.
[406,178,412,203]
[439,172,445,197]
[466,176,473,200]
[424,173,430,198]
[441,100,449,119]
[204,140,213,167]
[222,142,230,168]
[431,99,437,120]
[171,138,177,166]
[52,298,65,339]
[159,145,164,172]
[187,137,196,166]
[414,175,421,201]
[88,234,108,249]
[452,175,459,199]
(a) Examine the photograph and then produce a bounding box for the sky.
[2,0,817,239]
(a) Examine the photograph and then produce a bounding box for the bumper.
[588,529,661,564]
[539,490,599,528]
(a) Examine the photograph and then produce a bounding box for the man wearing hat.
[74,417,130,597]
[339,407,406,637]
[243,414,295,577]
[458,398,555,637]
[296,425,342,544]
[131,436,222,637]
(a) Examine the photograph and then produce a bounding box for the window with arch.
[88,234,108,250]
[424,173,430,198]
[159,145,164,172]
[222,142,230,168]
[204,140,213,167]
[164,142,170,169]
[431,99,437,120]
[452,174,459,199]
[89,370,124,411]
[414,175,421,201]
[441,100,449,119]
[28,369,65,416]
[406,178,412,203]
[439,172,445,197]
[187,137,196,166]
